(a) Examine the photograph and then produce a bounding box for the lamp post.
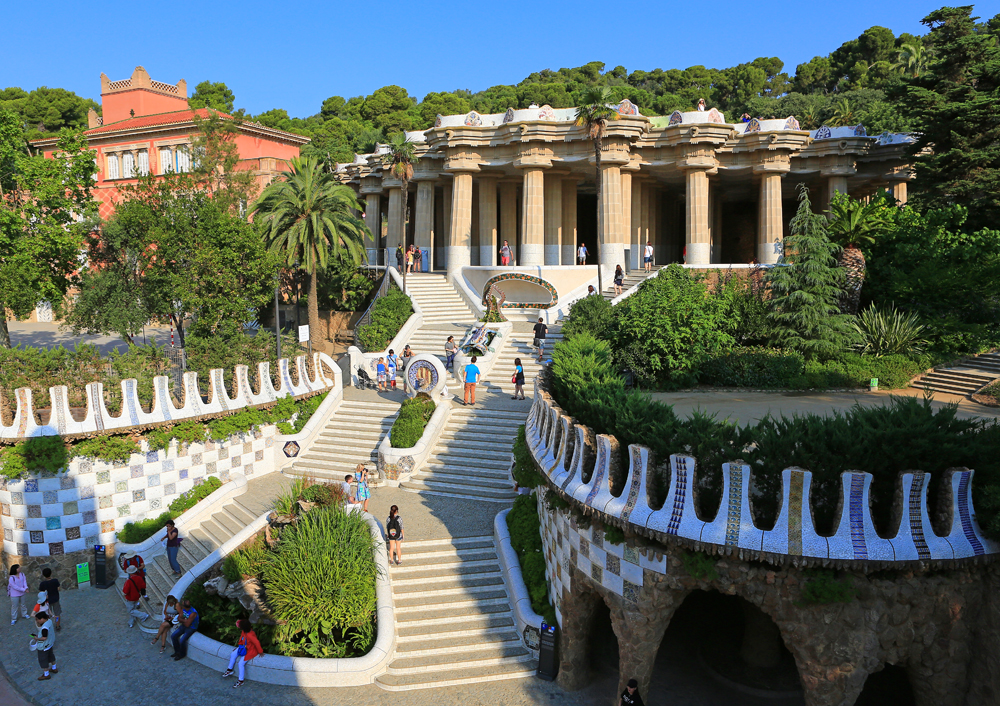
[274,276,281,361]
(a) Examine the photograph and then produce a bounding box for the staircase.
[401,273,479,389]
[285,399,400,481]
[911,352,1000,397]
[400,407,524,502]
[603,265,662,300]
[487,329,564,395]
[375,537,536,691]
[115,474,289,632]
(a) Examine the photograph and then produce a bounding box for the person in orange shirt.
[222,618,264,688]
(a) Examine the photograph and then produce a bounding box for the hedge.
[389,396,435,448]
[506,493,557,626]
[355,287,413,353]
[117,476,223,544]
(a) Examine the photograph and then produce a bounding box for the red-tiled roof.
[84,108,228,135]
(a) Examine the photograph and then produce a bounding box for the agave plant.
[852,305,927,357]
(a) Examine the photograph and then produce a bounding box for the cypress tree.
[766,185,855,359]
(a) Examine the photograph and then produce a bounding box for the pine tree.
[766,185,855,359]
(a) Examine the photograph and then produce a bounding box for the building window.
[122,152,136,179]
[175,148,191,173]
[159,148,173,174]
[106,153,120,180]
[137,150,149,176]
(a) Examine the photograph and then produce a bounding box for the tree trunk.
[308,265,320,348]
[171,314,186,348]
[401,180,408,295]
[838,245,866,314]
[0,311,10,349]
[594,135,604,296]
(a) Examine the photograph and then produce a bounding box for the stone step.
[390,555,500,576]
[374,660,536,691]
[411,469,511,487]
[450,409,530,421]
[432,438,516,454]
[395,612,515,638]
[391,571,506,594]
[389,547,497,566]
[385,644,533,675]
[394,594,512,617]
[393,586,508,609]
[391,540,495,558]
[400,479,516,502]
[394,630,523,655]
[424,454,511,470]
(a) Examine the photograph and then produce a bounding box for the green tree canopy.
[189,81,236,113]
[0,87,99,140]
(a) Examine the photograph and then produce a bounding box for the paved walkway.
[5,322,173,355]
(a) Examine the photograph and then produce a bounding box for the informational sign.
[871,378,879,389]
[298,325,310,343]
[76,561,90,585]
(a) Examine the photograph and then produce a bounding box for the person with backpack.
[120,550,146,578]
[171,599,199,661]
[222,618,264,689]
[643,241,654,272]
[31,610,57,681]
[8,564,29,625]
[532,317,548,363]
[38,568,61,631]
[499,240,512,266]
[386,505,404,566]
[613,264,625,296]
[386,349,398,390]
[444,336,458,371]
[395,245,404,272]
[122,566,150,629]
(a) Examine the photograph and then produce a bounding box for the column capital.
[751,152,791,174]
[359,176,383,194]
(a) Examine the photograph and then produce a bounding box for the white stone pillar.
[543,176,563,266]
[685,169,710,266]
[499,182,518,263]
[561,180,577,265]
[440,185,452,272]
[630,177,643,270]
[520,168,545,266]
[364,194,381,247]
[827,175,848,206]
[758,173,784,264]
[414,181,435,266]
[891,181,907,206]
[478,177,497,266]
[620,172,632,270]
[387,188,404,252]
[447,173,473,278]
[599,164,625,273]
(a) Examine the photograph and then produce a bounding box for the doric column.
[561,180,578,265]
[363,194,381,246]
[520,168,545,266]
[684,169,711,265]
[620,171,632,269]
[440,185,452,272]
[413,180,435,266]
[629,177,643,270]
[544,175,562,266]
[499,182,518,261]
[827,175,849,206]
[891,180,907,205]
[478,177,497,266]
[599,164,625,273]
[386,186,405,253]
[641,183,652,260]
[758,173,784,264]
[447,172,473,277]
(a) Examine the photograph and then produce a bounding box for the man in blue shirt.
[463,355,481,406]
[171,599,200,661]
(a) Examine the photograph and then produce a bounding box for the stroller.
[356,366,378,390]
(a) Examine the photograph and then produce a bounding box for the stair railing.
[353,267,392,348]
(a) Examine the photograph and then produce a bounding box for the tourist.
[355,463,371,513]
[444,336,457,370]
[121,550,146,578]
[512,357,525,400]
[577,242,588,265]
[499,240,512,266]
[533,317,548,363]
[38,568,61,632]
[463,355,481,405]
[613,264,624,296]
[587,285,597,296]
[395,245,404,271]
[376,357,387,391]
[151,595,179,654]
[414,246,423,272]
[163,519,183,576]
[741,113,751,123]
[386,505,404,565]
[31,611,57,681]
[340,474,359,506]
[406,245,414,273]
[222,618,263,689]
[644,241,654,272]
[31,591,52,619]
[386,349,398,390]
[401,344,414,391]
[620,678,645,706]
[122,565,150,629]
[8,564,29,626]
[171,599,199,661]
[697,98,706,112]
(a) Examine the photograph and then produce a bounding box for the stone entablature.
[525,383,999,568]
[0,353,338,441]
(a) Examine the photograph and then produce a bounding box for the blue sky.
[3,0,996,117]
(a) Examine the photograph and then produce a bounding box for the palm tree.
[826,192,891,314]
[575,87,619,296]
[829,99,855,128]
[383,133,417,292]
[252,155,370,348]
[893,43,931,78]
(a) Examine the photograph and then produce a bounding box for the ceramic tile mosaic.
[957,472,985,556]
[590,563,603,583]
[0,503,8,516]
[115,481,127,493]
[219,469,230,483]
[255,449,264,462]
[265,437,274,449]
[150,497,162,510]
[117,504,131,517]
[623,579,640,603]
[179,469,189,480]
[206,462,216,475]
[178,445,188,458]
[244,464,254,476]
[24,480,38,493]
[164,483,176,496]
[45,516,61,530]
[849,474,868,560]
[243,442,252,455]
[162,459,174,472]
[908,472,931,561]
[28,505,41,519]
[193,478,204,487]
[30,531,43,543]
[85,536,98,549]
[60,476,74,490]
[579,539,589,558]
[43,490,58,505]
[132,490,145,503]
[147,474,160,487]
[146,451,158,463]
[65,526,81,541]
[98,496,112,509]
[79,486,95,500]
[49,542,64,556]
[82,510,97,524]
[130,465,144,479]
[16,542,28,556]
[3,528,11,542]
[606,554,621,576]
[15,518,26,530]
[231,456,240,469]
[63,501,78,516]
[96,471,111,484]
[101,520,115,533]
[11,492,23,505]
[192,453,203,466]
[79,460,93,474]
[623,545,640,565]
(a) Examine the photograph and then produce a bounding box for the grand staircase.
[285,399,399,481]
[602,265,662,300]
[375,537,536,691]
[910,352,1000,397]
[487,329,564,395]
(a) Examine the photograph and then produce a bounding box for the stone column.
[685,168,711,265]
[891,180,907,206]
[544,176,563,266]
[414,181,435,268]
[520,168,545,266]
[827,175,849,206]
[561,180,578,265]
[620,171,633,270]
[629,178,643,270]
[364,194,381,247]
[386,187,404,253]
[758,173,784,264]
[599,164,625,273]
[446,173,473,278]
[499,182,518,262]
[478,177,498,266]
[440,185,452,272]
[640,183,652,261]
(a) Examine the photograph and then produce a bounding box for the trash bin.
[420,248,430,272]
[536,621,559,680]
[93,544,111,589]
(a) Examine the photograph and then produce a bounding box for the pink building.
[32,66,309,219]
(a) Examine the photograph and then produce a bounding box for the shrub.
[185,580,244,644]
[562,294,615,340]
[355,287,413,352]
[72,435,140,463]
[699,347,805,388]
[184,331,304,397]
[799,569,854,605]
[506,494,556,625]
[302,483,334,506]
[512,425,542,489]
[117,512,173,544]
[603,525,625,545]
[389,396,435,448]
[680,551,719,581]
[225,535,271,580]
[0,436,69,479]
[169,476,223,515]
[852,305,927,357]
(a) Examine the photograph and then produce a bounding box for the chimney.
[87,109,100,129]
[177,78,187,98]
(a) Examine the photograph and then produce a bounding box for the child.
[386,349,398,389]
[376,358,387,391]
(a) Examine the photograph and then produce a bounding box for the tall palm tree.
[575,87,619,295]
[384,133,417,291]
[893,43,931,78]
[826,192,891,314]
[252,155,370,347]
[829,99,855,128]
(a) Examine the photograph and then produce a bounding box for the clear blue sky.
[3,0,996,117]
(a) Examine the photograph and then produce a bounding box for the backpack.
[387,515,401,540]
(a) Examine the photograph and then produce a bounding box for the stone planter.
[495,506,544,654]
[376,398,452,486]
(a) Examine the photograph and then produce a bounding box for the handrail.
[353,268,391,348]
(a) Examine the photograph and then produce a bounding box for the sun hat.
[29,639,38,652]
[123,550,137,559]
[126,565,138,574]
[36,591,47,604]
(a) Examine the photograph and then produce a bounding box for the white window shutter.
[138,150,149,176]
[106,153,119,180]
[160,148,172,174]
[122,152,135,178]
